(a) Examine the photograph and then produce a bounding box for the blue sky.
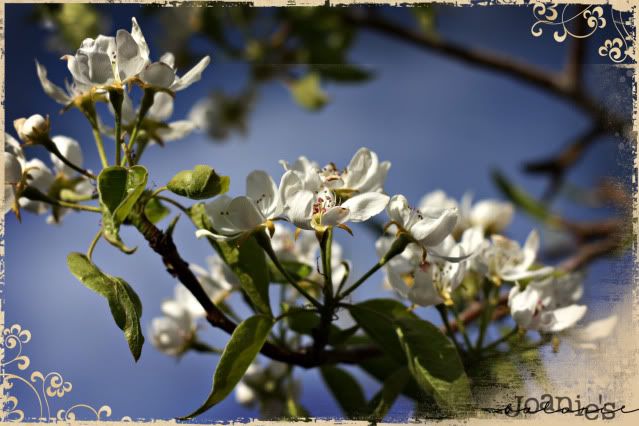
[4,4,633,421]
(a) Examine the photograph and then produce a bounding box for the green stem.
[450,305,474,351]
[86,229,102,260]
[122,88,154,166]
[436,304,463,354]
[155,195,191,216]
[339,232,411,300]
[319,228,334,300]
[45,140,96,179]
[189,340,222,354]
[91,127,109,168]
[150,186,168,199]
[475,283,497,353]
[339,261,384,300]
[58,200,101,213]
[482,326,519,353]
[114,115,122,165]
[334,261,351,297]
[255,231,322,309]
[133,137,149,165]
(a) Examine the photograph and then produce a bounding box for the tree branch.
[345,11,629,135]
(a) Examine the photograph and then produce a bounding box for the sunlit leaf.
[182,315,274,418]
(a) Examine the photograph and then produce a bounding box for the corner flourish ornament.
[530,2,635,64]
[0,323,130,421]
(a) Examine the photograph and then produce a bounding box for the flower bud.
[14,114,50,144]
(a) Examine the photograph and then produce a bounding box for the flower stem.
[338,260,384,300]
[86,229,102,260]
[58,200,102,213]
[91,127,109,168]
[319,228,334,300]
[255,231,322,309]
[122,88,154,166]
[339,232,411,300]
[45,139,96,179]
[450,304,474,351]
[475,282,497,353]
[436,304,463,354]
[114,114,122,165]
[155,195,191,216]
[482,326,519,353]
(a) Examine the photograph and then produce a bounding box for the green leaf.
[285,308,357,346]
[320,366,367,419]
[395,317,472,413]
[492,170,556,223]
[289,73,328,111]
[359,355,424,401]
[190,203,272,316]
[347,299,417,363]
[143,196,170,224]
[182,315,274,419]
[167,165,230,200]
[368,367,411,422]
[314,64,374,83]
[268,260,313,283]
[66,252,144,361]
[98,166,148,254]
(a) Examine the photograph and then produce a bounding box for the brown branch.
[345,11,629,135]
[558,237,622,272]
[562,6,587,90]
[523,126,605,200]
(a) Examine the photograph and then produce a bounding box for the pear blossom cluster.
[8,14,621,418]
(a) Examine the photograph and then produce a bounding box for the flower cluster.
[4,130,93,223]
[195,148,391,242]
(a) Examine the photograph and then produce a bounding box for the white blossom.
[14,114,49,143]
[508,273,587,333]
[478,230,553,283]
[387,194,458,252]
[149,300,195,356]
[195,170,283,240]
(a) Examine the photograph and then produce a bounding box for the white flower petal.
[156,120,196,142]
[409,269,441,306]
[344,147,376,190]
[286,190,314,229]
[341,192,389,222]
[322,206,350,226]
[116,29,147,80]
[204,194,241,235]
[140,62,176,88]
[499,265,554,282]
[171,56,211,91]
[411,208,458,247]
[546,305,587,333]
[147,92,175,122]
[521,229,540,270]
[50,135,83,176]
[227,196,265,231]
[246,170,280,218]
[387,194,411,228]
[35,61,71,104]
[508,285,538,329]
[130,17,150,63]
[160,52,176,68]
